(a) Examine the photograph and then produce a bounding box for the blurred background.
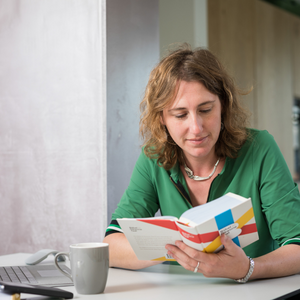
[0,0,299,255]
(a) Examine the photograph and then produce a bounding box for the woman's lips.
[187,136,208,144]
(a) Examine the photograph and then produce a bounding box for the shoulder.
[134,148,167,176]
[236,128,281,164]
[245,128,278,151]
[247,128,273,141]
[128,148,177,195]
[241,128,286,170]
[137,147,179,178]
[136,147,158,167]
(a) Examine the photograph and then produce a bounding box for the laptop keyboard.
[0,266,38,284]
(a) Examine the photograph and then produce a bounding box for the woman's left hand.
[165,234,250,279]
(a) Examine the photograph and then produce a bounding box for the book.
[117,192,259,261]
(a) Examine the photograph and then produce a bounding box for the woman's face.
[161,80,222,162]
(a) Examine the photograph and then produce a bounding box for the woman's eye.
[175,114,187,119]
[200,108,212,113]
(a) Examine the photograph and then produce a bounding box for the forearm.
[103,233,161,270]
[251,244,300,280]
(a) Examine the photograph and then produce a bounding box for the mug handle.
[54,252,72,280]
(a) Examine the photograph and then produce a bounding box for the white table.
[1,253,300,300]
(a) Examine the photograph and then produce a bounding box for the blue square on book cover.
[215,209,240,247]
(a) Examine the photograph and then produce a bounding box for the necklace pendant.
[184,158,220,181]
[185,167,194,178]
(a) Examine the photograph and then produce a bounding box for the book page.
[180,193,247,224]
[117,218,181,260]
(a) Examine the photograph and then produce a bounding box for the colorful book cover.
[117,193,259,261]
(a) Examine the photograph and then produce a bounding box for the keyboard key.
[0,266,33,283]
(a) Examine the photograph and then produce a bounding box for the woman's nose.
[189,115,203,134]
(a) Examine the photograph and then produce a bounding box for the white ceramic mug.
[54,243,109,294]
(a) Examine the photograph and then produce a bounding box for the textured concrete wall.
[0,0,107,255]
[106,0,159,222]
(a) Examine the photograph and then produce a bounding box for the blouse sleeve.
[253,130,300,246]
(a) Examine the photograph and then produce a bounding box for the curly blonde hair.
[140,44,250,170]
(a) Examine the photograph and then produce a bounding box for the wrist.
[234,257,255,283]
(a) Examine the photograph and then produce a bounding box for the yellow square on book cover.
[117,192,259,261]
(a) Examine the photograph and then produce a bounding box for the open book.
[117,193,259,261]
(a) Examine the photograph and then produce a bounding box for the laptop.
[0,263,73,287]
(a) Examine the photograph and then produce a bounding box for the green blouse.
[106,129,300,258]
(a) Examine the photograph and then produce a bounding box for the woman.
[103,45,300,282]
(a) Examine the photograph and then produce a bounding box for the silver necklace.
[183,157,220,181]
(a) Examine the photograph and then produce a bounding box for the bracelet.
[234,257,254,283]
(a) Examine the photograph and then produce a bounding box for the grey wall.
[0,0,106,255]
[106,0,159,222]
[159,0,207,56]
